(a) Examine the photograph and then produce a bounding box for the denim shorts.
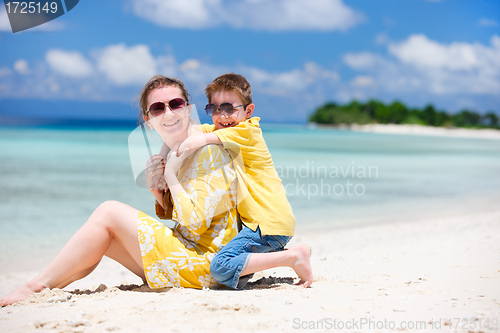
[210,226,292,289]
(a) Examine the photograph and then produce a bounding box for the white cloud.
[14,60,30,74]
[156,55,340,98]
[46,50,94,78]
[239,61,339,97]
[180,59,201,72]
[0,41,341,114]
[479,18,498,27]
[343,52,381,70]
[228,0,364,32]
[132,0,217,29]
[243,67,306,96]
[131,0,364,31]
[3,35,498,119]
[96,44,157,85]
[343,34,500,98]
[351,75,375,87]
[388,34,479,71]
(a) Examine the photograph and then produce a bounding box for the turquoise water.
[264,126,500,228]
[1,125,500,270]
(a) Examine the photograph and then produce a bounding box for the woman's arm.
[145,144,173,219]
[164,145,236,236]
[150,188,164,206]
[145,149,168,191]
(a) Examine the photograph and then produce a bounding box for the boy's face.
[210,91,254,130]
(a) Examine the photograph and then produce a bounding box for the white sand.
[1,210,499,332]
[314,123,500,140]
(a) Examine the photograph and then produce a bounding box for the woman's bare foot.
[0,280,46,307]
[288,244,313,288]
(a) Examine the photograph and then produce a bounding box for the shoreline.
[310,122,500,140]
[1,209,499,332]
[5,194,499,275]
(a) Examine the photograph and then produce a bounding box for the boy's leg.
[210,227,277,289]
[240,244,313,287]
[210,227,313,289]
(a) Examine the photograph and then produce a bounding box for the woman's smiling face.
[146,85,191,139]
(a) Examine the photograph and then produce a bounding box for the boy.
[178,73,312,289]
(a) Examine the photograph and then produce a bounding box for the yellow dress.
[137,145,238,289]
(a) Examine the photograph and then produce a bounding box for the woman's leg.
[54,237,146,289]
[241,244,313,287]
[0,200,144,306]
[53,261,101,289]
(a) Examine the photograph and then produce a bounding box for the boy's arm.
[177,133,221,155]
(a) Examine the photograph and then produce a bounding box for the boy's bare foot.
[289,244,313,288]
[0,281,46,307]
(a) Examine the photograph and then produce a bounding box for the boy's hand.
[177,135,208,156]
[165,143,191,176]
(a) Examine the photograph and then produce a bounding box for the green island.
[309,100,499,129]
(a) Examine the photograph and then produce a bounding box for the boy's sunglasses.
[205,103,245,117]
[146,98,188,118]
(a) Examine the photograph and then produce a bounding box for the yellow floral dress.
[137,145,238,289]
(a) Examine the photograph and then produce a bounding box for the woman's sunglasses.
[147,98,188,118]
[205,103,245,117]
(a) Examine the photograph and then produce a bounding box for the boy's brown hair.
[205,73,253,106]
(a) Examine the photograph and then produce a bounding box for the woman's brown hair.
[137,75,191,121]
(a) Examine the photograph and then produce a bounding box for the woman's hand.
[145,154,166,191]
[145,154,167,192]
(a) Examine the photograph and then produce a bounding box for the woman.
[0,76,238,306]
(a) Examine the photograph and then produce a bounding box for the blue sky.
[1,0,499,123]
